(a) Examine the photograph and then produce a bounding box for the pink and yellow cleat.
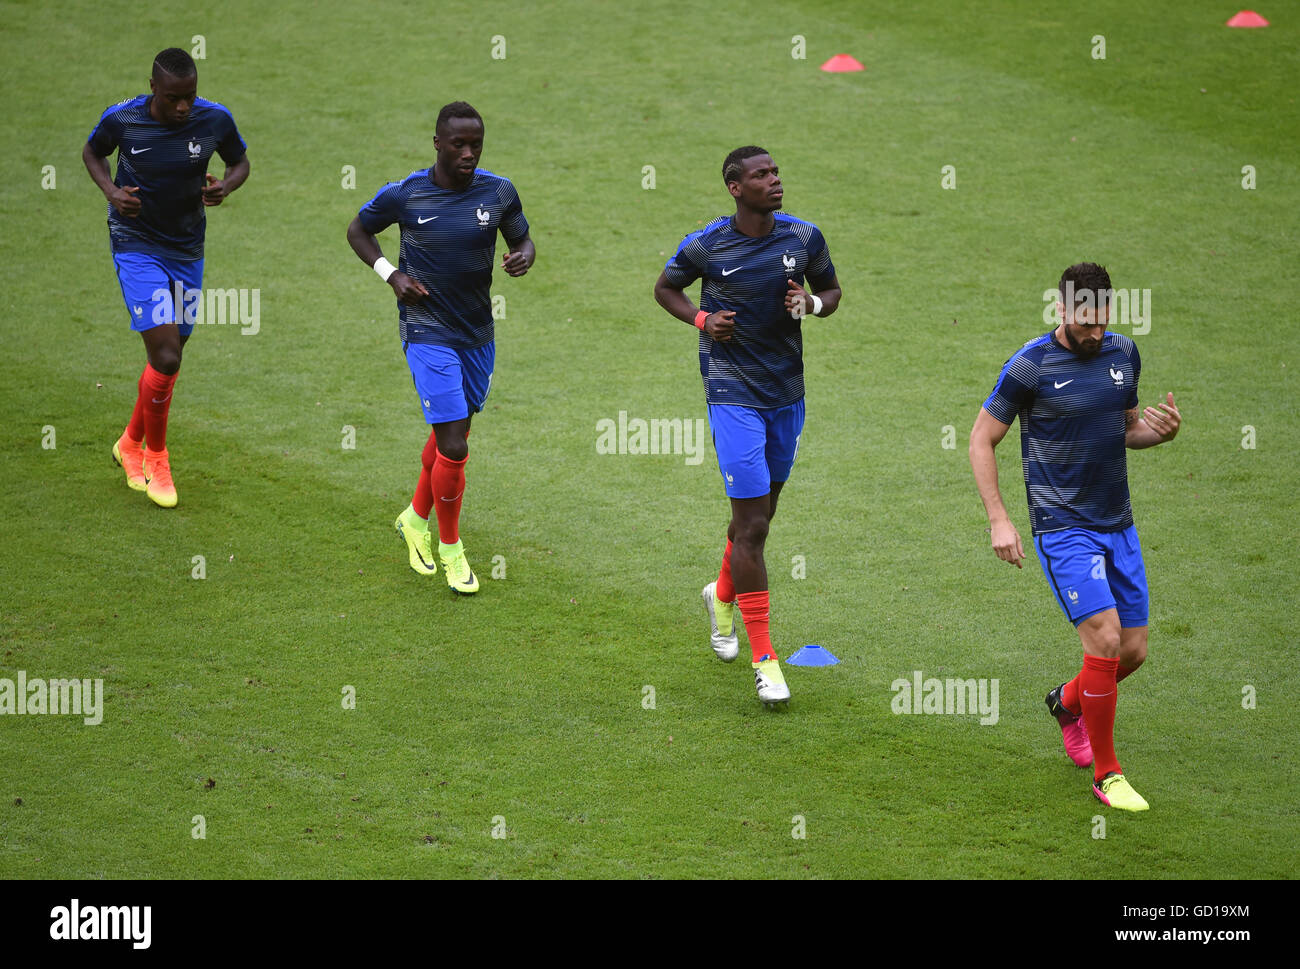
[112,432,147,492]
[1046,684,1093,768]
[143,447,178,508]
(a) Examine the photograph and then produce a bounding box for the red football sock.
[126,368,147,443]
[1064,661,1137,715]
[715,539,735,603]
[1063,675,1080,715]
[140,364,177,452]
[411,429,437,520]
[736,590,776,664]
[1078,654,1121,781]
[431,448,467,545]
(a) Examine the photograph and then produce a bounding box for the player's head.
[434,102,485,183]
[723,146,783,214]
[1056,262,1112,358]
[149,48,197,126]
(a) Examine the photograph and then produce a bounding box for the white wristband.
[374,257,397,283]
[809,293,824,317]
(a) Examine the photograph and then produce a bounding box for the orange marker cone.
[820,53,865,72]
[1226,10,1269,27]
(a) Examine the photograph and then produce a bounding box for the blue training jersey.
[983,331,1142,535]
[663,213,836,409]
[87,95,247,262]
[357,168,529,349]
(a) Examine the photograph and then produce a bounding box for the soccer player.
[653,146,841,708]
[83,47,250,508]
[969,263,1181,811]
[347,102,534,594]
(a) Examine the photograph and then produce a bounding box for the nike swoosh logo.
[1082,690,1114,698]
[130,147,152,154]
[151,395,172,404]
[721,267,742,276]
[439,492,464,502]
[1054,380,1074,388]
[417,216,438,224]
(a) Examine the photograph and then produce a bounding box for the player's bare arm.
[969,406,1026,568]
[501,233,535,277]
[652,271,735,341]
[81,142,141,218]
[201,154,250,206]
[346,215,429,305]
[1125,392,1181,449]
[783,276,842,318]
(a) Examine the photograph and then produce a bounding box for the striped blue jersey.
[663,214,835,409]
[87,95,247,262]
[358,168,529,348]
[983,331,1142,535]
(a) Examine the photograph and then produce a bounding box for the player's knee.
[150,350,182,375]
[1095,628,1122,657]
[437,438,468,462]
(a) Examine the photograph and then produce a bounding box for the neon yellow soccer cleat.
[394,505,438,576]
[1093,772,1149,812]
[438,540,479,595]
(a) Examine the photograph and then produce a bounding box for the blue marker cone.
[786,644,839,667]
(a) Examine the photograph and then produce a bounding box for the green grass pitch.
[1,0,1296,878]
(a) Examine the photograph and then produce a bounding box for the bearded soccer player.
[347,102,534,594]
[969,263,1181,811]
[84,47,250,507]
[653,146,841,708]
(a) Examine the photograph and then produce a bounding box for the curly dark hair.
[723,145,769,185]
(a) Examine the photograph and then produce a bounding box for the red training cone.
[1226,10,1269,27]
[820,53,865,72]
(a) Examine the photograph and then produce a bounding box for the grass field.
[1,0,1296,879]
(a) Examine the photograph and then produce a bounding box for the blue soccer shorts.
[1034,524,1149,628]
[404,341,495,425]
[113,252,204,335]
[707,400,805,500]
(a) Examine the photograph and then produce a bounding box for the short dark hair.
[153,48,197,81]
[1058,262,1112,309]
[436,101,483,134]
[723,145,769,184]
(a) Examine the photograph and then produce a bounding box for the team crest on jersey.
[1067,588,1079,603]
[188,141,202,159]
[1109,365,1125,388]
[782,253,796,273]
[476,207,491,227]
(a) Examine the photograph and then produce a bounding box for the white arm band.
[809,293,824,317]
[374,257,397,283]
